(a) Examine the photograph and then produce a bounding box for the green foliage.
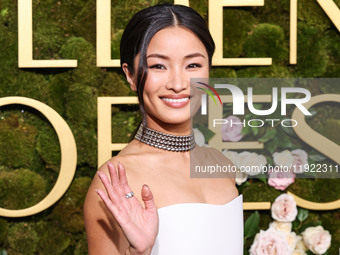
[73,233,88,255]
[65,83,98,126]
[223,9,257,58]
[0,115,38,168]
[7,223,39,255]
[244,211,260,238]
[35,221,71,254]
[112,109,141,143]
[289,23,328,77]
[51,177,92,233]
[209,68,236,78]
[317,119,340,146]
[111,0,154,29]
[0,169,46,210]
[71,124,97,167]
[297,0,334,31]
[242,181,281,202]
[111,29,124,59]
[35,123,61,172]
[33,20,65,60]
[99,70,131,96]
[243,23,288,64]
[59,36,102,87]
[236,64,290,78]
[0,218,8,245]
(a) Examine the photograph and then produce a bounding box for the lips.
[160,95,190,108]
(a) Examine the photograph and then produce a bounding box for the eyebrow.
[146,53,206,59]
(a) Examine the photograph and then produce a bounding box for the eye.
[149,64,166,70]
[187,63,202,69]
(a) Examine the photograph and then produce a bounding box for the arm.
[84,161,158,255]
[84,162,129,254]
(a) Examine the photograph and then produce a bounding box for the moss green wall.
[0,0,339,254]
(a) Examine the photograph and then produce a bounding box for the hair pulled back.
[120,3,215,126]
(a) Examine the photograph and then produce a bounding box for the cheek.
[143,73,164,95]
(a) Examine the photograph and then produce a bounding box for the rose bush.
[221,115,243,142]
[301,226,331,255]
[271,194,298,222]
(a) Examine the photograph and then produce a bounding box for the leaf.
[1,8,8,17]
[266,155,273,165]
[292,219,299,231]
[265,137,278,154]
[197,125,215,143]
[297,208,309,222]
[244,211,260,238]
[299,222,322,233]
[242,124,251,136]
[243,245,250,255]
[276,128,293,148]
[0,250,8,255]
[257,176,267,184]
[259,128,277,142]
[280,124,297,137]
[251,126,259,136]
[309,153,327,162]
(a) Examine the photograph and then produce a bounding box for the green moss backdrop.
[0,0,339,254]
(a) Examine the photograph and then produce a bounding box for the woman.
[84,3,243,255]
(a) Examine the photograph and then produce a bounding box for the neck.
[134,119,195,152]
[145,115,192,135]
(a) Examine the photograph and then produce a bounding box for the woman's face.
[140,26,210,128]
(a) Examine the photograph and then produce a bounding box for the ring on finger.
[125,191,134,199]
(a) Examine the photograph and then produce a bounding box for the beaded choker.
[134,123,195,152]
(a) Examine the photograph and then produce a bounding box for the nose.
[165,67,189,92]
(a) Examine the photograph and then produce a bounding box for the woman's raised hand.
[96,161,159,255]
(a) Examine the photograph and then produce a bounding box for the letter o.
[0,97,77,217]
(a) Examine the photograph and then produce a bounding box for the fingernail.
[95,189,99,193]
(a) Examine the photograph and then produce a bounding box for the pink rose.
[268,169,296,191]
[221,116,243,142]
[271,194,298,222]
[302,226,331,255]
[249,228,290,255]
[291,149,308,174]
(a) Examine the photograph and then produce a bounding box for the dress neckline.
[157,194,242,211]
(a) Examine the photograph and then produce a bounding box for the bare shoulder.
[83,156,129,255]
[193,146,236,186]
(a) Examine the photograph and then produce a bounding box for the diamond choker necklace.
[134,123,195,152]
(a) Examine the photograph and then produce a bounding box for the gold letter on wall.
[209,0,272,66]
[0,97,77,217]
[316,0,340,31]
[96,0,121,67]
[97,97,138,168]
[18,0,77,68]
[290,0,297,64]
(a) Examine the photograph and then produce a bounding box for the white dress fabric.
[151,194,244,255]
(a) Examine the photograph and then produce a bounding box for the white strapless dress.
[151,194,244,255]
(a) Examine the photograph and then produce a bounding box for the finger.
[97,171,121,204]
[141,184,157,211]
[95,188,120,218]
[117,162,133,194]
[107,161,119,185]
[117,162,128,185]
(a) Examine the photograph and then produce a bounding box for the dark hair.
[120,3,215,127]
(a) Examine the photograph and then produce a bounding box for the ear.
[122,63,137,92]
